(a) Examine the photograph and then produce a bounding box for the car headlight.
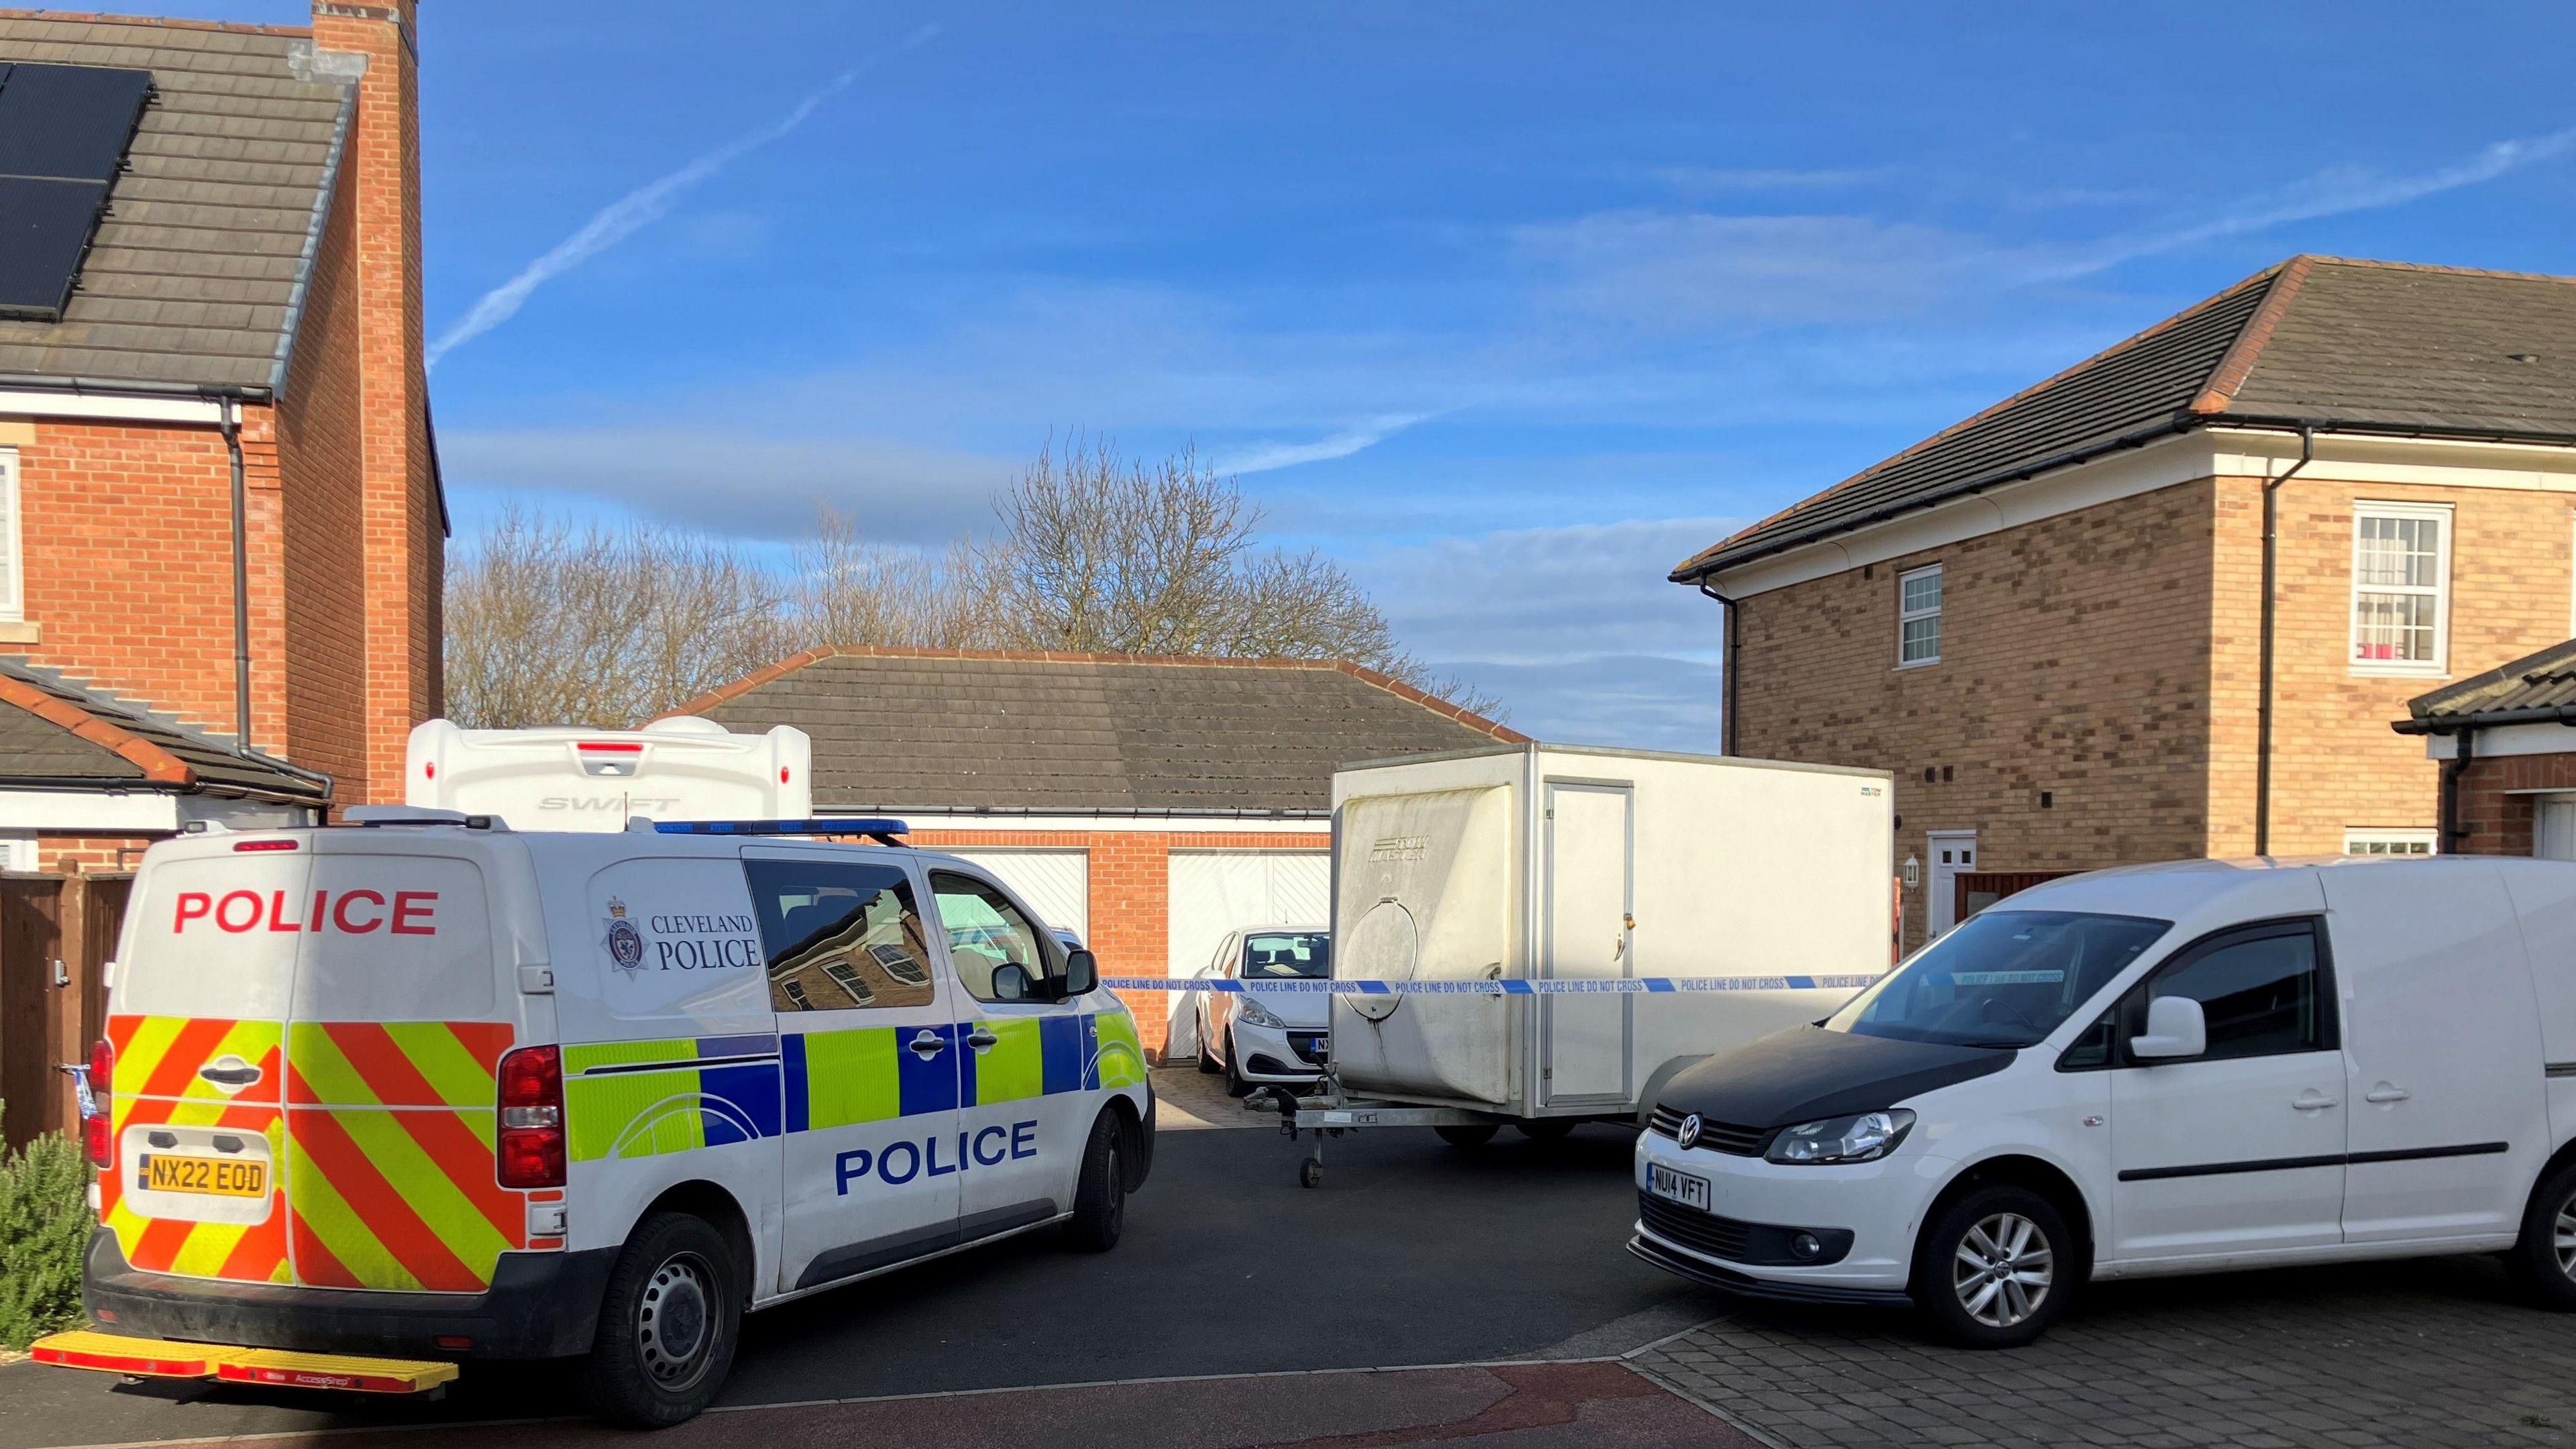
[1764,1108,1915,1165]
[1236,998,1288,1030]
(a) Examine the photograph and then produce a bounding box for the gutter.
[2253,425,2314,857]
[0,373,270,402]
[1697,580,1740,755]
[1674,413,2576,586]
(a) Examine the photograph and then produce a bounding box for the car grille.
[1637,1192,1752,1261]
[1287,1032,1328,1065]
[1645,1104,1767,1156]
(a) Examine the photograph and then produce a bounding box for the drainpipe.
[222,397,252,756]
[2438,727,2475,854]
[2252,426,2314,857]
[1697,581,1739,755]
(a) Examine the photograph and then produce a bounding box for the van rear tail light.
[85,1038,113,1169]
[494,1045,565,1189]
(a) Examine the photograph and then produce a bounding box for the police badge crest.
[602,896,646,976]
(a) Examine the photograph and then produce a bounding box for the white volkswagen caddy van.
[1631,856,2576,1348]
[55,811,1152,1425]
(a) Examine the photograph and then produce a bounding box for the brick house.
[0,3,438,1147]
[0,2,441,871]
[1670,256,2576,950]
[663,648,1523,1055]
[2394,638,2576,858]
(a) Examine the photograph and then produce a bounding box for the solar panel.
[0,178,111,320]
[0,64,152,183]
[0,64,152,322]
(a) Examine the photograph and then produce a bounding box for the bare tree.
[444,442,1503,729]
[445,505,790,728]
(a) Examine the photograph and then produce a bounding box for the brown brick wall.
[909,826,1330,1054]
[2206,474,2573,856]
[1731,482,2218,951]
[2453,751,2576,857]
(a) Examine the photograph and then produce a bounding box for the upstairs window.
[2343,828,2434,857]
[1897,564,1942,667]
[2351,504,2449,674]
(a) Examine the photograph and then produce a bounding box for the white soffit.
[2422,722,2576,761]
[1709,428,2576,600]
[0,390,227,425]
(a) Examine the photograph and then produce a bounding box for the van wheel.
[1434,1124,1497,1148]
[2509,1159,2576,1309]
[578,1212,741,1428]
[1063,1112,1127,1252]
[1911,1185,2072,1349]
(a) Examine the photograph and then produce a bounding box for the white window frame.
[1896,563,1942,668]
[2342,827,2436,857]
[2347,500,2451,677]
[0,448,20,622]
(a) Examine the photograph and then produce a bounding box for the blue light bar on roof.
[653,818,910,842]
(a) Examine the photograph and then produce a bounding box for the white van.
[1631,856,2576,1347]
[43,811,1152,1426]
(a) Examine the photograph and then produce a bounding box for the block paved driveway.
[7,1078,2576,1448]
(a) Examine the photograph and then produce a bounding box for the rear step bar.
[30,1331,457,1395]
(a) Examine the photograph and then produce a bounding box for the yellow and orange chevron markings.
[106,1015,528,1293]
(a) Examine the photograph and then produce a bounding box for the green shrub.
[0,1129,91,1349]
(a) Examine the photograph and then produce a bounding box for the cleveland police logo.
[602,896,646,975]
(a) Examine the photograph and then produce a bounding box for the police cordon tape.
[1098,973,1880,995]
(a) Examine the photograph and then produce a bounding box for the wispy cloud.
[1651,165,1890,195]
[427,24,941,369]
[2047,123,2576,279]
[1210,412,1442,474]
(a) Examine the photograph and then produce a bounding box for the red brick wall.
[17,414,290,747]
[909,827,1331,1054]
[2451,751,2576,857]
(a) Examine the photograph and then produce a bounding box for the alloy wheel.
[638,1251,717,1391]
[1952,1212,2053,1328]
[2555,1192,2576,1281]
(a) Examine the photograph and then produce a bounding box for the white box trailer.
[1295,743,1892,1165]
[405,716,811,831]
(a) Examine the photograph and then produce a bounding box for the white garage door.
[944,849,1089,941]
[1167,851,1330,978]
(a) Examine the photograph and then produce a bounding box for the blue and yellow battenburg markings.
[566,1012,1145,1163]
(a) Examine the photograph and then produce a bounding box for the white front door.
[1541,782,1633,1105]
[2538,796,2576,861]
[1926,830,1976,938]
[2107,918,2346,1263]
[747,849,961,1294]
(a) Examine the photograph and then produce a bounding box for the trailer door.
[1541,782,1633,1105]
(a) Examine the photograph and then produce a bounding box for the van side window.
[930,871,1053,1004]
[743,859,936,1013]
[2136,921,2331,1062]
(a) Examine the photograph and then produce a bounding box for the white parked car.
[1195,928,1332,1096]
[1632,856,2576,1348]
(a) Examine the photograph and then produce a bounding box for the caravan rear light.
[85,1038,113,1168]
[494,1045,565,1189]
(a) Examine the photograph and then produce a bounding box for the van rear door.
[108,832,529,1292]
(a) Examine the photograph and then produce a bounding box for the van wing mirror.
[2129,995,2206,1061]
[1063,948,1097,997]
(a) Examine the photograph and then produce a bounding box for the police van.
[36,810,1153,1426]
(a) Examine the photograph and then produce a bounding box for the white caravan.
[1320,743,1894,1144]
[1631,856,2576,1348]
[407,717,811,831]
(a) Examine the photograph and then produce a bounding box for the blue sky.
[199,2,2576,745]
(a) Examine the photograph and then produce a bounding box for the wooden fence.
[0,874,129,1152]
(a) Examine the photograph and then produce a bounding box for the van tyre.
[1912,1185,2072,1350]
[579,1212,741,1428]
[2510,1160,2576,1309]
[1064,1111,1127,1252]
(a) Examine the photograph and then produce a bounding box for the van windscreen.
[1827,910,2169,1049]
